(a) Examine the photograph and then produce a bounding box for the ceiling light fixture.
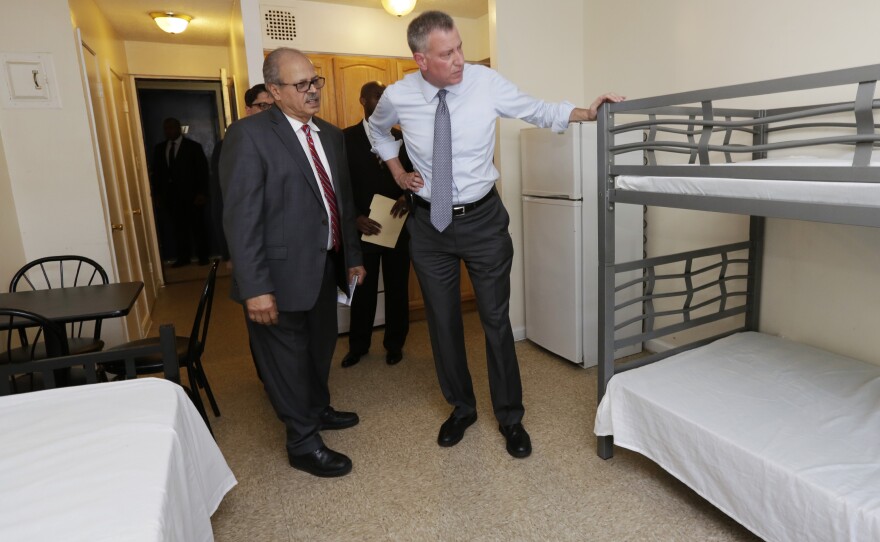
[381,0,417,17]
[150,12,192,34]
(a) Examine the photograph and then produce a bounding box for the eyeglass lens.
[295,76,326,92]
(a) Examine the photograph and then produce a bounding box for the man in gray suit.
[220,48,365,478]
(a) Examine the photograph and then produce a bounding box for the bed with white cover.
[593,64,880,541]
[0,378,237,542]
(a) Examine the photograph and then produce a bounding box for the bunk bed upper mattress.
[615,155,880,207]
[594,331,880,542]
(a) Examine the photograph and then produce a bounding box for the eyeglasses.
[277,76,326,93]
[250,102,273,111]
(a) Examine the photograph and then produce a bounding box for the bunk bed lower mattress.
[615,156,880,207]
[594,331,880,542]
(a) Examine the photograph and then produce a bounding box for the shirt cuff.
[374,139,402,161]
[552,101,577,133]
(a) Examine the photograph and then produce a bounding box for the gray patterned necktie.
[431,89,452,232]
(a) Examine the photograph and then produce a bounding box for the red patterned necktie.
[302,124,341,252]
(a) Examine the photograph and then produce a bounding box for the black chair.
[0,323,181,397]
[1,308,70,392]
[103,261,220,422]
[9,255,110,359]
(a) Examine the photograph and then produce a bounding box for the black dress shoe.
[288,445,352,477]
[385,351,403,365]
[341,352,363,368]
[437,411,477,447]
[319,406,359,430]
[499,423,532,458]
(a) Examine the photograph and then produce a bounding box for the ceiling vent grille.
[261,5,300,46]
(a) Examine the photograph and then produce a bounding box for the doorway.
[135,79,228,283]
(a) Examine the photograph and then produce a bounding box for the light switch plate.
[0,52,61,108]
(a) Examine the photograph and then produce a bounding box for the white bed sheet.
[616,156,880,207]
[595,332,880,542]
[0,378,237,542]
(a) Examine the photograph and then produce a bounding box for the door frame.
[127,75,228,286]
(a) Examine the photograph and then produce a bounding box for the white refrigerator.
[521,122,642,367]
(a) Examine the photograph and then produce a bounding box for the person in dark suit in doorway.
[151,117,210,267]
[220,48,365,478]
[340,81,412,368]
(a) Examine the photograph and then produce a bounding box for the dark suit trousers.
[244,254,338,455]
[407,193,524,426]
[170,199,209,263]
[348,247,410,355]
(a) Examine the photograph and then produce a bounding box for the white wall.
[0,1,113,273]
[240,0,490,85]
[584,0,880,364]
[491,0,588,340]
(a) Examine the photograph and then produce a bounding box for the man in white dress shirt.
[369,10,623,458]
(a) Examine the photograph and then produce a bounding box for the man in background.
[221,48,364,478]
[151,117,210,267]
[340,81,412,369]
[369,11,624,459]
[210,84,275,262]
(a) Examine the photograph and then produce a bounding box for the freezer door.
[523,196,584,364]
[521,124,582,199]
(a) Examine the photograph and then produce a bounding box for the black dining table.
[0,282,144,328]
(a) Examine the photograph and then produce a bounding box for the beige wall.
[125,41,230,78]
[240,0,490,85]
[0,0,113,278]
[584,0,880,364]
[0,129,25,293]
[228,0,250,119]
[491,0,587,339]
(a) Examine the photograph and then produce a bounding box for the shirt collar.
[283,114,319,133]
[416,66,465,103]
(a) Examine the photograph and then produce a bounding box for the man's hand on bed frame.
[569,93,626,123]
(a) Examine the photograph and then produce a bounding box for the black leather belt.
[411,188,496,217]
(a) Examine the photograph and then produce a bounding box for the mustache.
[305,92,319,101]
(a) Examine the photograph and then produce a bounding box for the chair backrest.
[185,260,219,362]
[9,255,110,342]
[0,324,179,396]
[1,308,69,363]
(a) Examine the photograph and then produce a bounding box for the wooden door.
[332,56,393,128]
[393,58,420,81]
[78,37,141,340]
[308,54,338,127]
[107,68,156,329]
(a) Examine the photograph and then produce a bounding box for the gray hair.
[407,11,455,53]
[263,47,306,85]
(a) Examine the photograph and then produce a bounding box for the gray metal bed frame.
[596,63,880,459]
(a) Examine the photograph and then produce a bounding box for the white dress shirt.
[369,63,575,204]
[283,114,335,250]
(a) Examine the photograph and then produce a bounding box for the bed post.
[746,112,767,332]
[597,104,615,460]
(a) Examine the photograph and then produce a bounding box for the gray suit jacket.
[219,107,362,312]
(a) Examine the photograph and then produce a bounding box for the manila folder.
[363,194,407,249]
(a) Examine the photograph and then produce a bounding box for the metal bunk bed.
[592,64,880,542]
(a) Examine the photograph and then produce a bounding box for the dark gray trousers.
[245,255,338,455]
[408,192,524,426]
